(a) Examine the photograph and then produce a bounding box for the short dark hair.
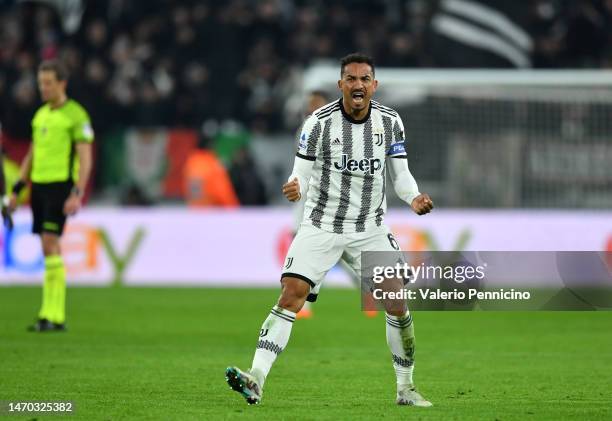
[38,59,69,81]
[340,53,375,77]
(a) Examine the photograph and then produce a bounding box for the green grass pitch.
[1,287,611,420]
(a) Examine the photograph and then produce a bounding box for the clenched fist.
[282,178,301,202]
[411,193,433,215]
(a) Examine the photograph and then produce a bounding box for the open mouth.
[351,91,365,105]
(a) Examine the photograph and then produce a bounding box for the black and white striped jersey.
[295,98,410,234]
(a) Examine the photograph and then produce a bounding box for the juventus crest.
[284,257,294,269]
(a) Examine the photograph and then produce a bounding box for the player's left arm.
[386,117,433,216]
[64,112,94,216]
[74,142,93,196]
[64,142,92,216]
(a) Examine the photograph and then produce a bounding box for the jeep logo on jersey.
[334,154,382,175]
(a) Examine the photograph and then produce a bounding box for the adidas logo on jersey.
[332,137,342,146]
[334,154,382,175]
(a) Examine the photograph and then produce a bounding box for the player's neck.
[349,107,368,121]
[48,94,68,109]
[340,99,371,123]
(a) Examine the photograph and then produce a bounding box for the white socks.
[386,311,415,388]
[250,305,296,387]
[249,306,415,390]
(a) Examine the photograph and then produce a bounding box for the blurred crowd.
[2,0,612,139]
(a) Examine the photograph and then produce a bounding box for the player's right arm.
[7,144,32,212]
[283,115,321,202]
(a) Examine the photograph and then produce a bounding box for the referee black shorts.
[31,181,73,236]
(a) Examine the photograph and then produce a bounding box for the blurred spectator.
[229,147,268,206]
[3,0,612,140]
[183,132,239,208]
[2,52,38,140]
[306,90,331,115]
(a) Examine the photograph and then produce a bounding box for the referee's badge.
[82,123,94,139]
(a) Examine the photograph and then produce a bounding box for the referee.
[8,60,94,332]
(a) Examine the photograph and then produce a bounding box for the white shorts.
[281,222,404,301]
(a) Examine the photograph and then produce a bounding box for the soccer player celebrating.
[294,90,375,319]
[8,60,94,332]
[226,53,433,406]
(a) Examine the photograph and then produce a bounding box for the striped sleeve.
[387,115,406,157]
[296,115,321,161]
